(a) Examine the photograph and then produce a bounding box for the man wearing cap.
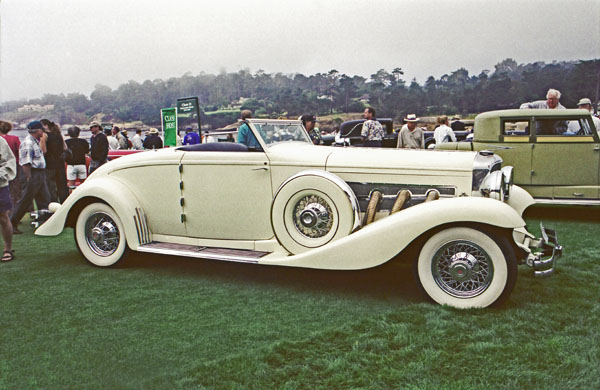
[143,128,163,150]
[361,107,384,147]
[183,127,200,145]
[89,121,109,174]
[300,115,321,145]
[450,114,466,131]
[397,114,424,149]
[568,98,600,135]
[520,88,566,110]
[10,121,51,234]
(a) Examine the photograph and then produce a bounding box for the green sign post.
[177,96,202,134]
[161,108,178,147]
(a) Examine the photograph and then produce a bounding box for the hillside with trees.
[1,58,598,129]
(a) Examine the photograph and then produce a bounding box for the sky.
[0,0,598,103]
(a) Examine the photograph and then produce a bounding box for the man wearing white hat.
[396,114,424,149]
[577,98,599,134]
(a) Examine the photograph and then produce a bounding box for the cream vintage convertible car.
[36,119,562,308]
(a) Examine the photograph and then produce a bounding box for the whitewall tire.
[416,227,517,308]
[271,173,357,254]
[75,203,127,267]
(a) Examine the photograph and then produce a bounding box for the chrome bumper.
[30,209,53,229]
[526,223,563,277]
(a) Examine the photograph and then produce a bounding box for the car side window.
[535,118,592,136]
[503,120,530,136]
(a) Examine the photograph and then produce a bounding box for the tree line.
[1,58,598,128]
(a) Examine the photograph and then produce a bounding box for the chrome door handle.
[573,193,584,197]
[252,167,269,171]
[594,146,599,151]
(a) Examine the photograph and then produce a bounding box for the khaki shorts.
[67,164,87,180]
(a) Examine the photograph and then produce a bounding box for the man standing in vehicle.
[300,115,321,145]
[520,88,566,110]
[89,121,109,174]
[237,110,262,149]
[361,107,384,147]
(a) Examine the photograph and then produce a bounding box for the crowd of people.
[0,119,204,261]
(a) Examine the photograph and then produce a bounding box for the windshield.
[253,123,312,146]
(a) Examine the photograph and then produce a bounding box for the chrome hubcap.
[85,212,120,257]
[293,195,333,238]
[432,240,493,298]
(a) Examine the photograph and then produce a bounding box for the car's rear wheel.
[75,203,127,267]
[415,227,517,308]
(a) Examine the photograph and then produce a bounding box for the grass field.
[1,213,599,389]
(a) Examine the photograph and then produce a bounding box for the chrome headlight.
[472,151,502,191]
[480,170,505,201]
[501,166,513,200]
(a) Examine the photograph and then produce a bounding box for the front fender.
[35,177,146,249]
[259,196,526,270]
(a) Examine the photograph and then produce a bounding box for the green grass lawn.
[1,214,599,389]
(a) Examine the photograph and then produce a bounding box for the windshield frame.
[247,119,313,149]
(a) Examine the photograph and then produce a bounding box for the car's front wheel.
[75,203,127,267]
[416,227,517,308]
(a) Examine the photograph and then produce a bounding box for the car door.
[531,116,600,200]
[496,118,534,188]
[179,150,274,240]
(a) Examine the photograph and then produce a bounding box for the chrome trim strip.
[137,246,260,264]
[534,198,600,206]
[272,170,361,232]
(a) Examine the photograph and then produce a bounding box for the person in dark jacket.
[40,119,69,203]
[89,121,108,174]
[143,128,163,149]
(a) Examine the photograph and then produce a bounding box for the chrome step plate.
[137,242,270,264]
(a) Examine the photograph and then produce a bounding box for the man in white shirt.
[567,98,600,136]
[433,116,456,144]
[520,88,566,110]
[131,129,143,150]
[106,128,119,150]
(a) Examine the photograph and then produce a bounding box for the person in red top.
[0,121,22,204]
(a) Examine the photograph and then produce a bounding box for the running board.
[137,242,270,264]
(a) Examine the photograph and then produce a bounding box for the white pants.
[66,164,87,180]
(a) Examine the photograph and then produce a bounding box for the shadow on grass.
[119,250,423,303]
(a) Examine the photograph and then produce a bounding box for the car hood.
[325,146,477,175]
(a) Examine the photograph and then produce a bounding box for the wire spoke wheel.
[416,227,517,308]
[432,240,493,298]
[85,212,121,257]
[292,194,333,239]
[75,203,127,267]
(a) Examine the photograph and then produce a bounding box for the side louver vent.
[133,207,152,245]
